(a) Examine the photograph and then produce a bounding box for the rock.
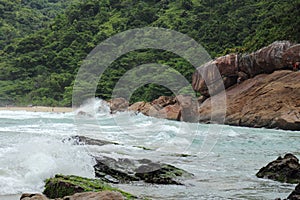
[282,44,300,68]
[20,191,124,200]
[42,174,134,199]
[239,41,292,77]
[109,98,129,114]
[128,96,200,122]
[256,153,300,183]
[128,97,181,121]
[176,95,199,122]
[151,96,176,109]
[192,54,238,97]
[94,156,192,185]
[20,193,48,200]
[135,162,192,185]
[192,41,294,97]
[94,157,139,183]
[67,135,118,146]
[62,191,124,200]
[287,183,300,200]
[128,101,152,116]
[152,104,181,121]
[198,70,300,130]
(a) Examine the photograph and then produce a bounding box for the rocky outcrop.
[199,70,300,130]
[256,153,300,183]
[20,191,124,200]
[192,41,298,97]
[287,183,300,200]
[127,95,199,122]
[94,156,193,185]
[42,174,135,199]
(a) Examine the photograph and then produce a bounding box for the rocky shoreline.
[107,41,300,131]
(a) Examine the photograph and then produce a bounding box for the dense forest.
[0,0,299,106]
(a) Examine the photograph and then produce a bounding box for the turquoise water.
[0,100,299,199]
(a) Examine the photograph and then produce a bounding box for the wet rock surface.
[256,154,300,183]
[94,156,193,185]
[68,135,118,146]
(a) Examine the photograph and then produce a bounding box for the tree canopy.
[0,0,299,106]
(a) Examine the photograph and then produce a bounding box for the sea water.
[0,99,299,199]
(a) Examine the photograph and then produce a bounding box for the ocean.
[0,99,299,199]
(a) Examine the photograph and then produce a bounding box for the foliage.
[0,0,299,106]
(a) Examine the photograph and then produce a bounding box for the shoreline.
[0,106,73,113]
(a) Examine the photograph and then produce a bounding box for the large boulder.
[198,70,300,130]
[192,54,238,97]
[192,41,294,97]
[256,154,300,183]
[239,41,293,77]
[94,156,192,185]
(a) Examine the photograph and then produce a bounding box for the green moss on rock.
[43,174,136,199]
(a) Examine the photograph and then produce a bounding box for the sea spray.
[0,136,95,195]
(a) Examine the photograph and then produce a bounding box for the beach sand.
[0,106,73,113]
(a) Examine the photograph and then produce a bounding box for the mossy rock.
[94,157,193,185]
[135,163,192,185]
[43,174,136,199]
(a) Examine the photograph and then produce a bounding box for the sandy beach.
[0,106,73,113]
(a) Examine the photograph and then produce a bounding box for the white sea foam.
[0,136,95,195]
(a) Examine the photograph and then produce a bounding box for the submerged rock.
[94,156,192,185]
[256,153,300,183]
[42,174,135,199]
[68,135,118,146]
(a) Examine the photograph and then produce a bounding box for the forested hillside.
[0,0,299,106]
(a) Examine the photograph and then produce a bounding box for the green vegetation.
[43,174,136,199]
[0,0,299,106]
